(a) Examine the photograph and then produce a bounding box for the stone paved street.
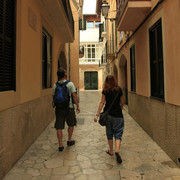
[3,91,180,180]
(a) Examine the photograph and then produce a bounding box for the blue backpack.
[53,81,70,108]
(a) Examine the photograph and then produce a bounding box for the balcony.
[62,0,74,36]
[116,0,151,31]
[79,58,100,65]
[36,0,74,42]
[106,40,116,60]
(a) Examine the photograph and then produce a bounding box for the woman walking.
[94,75,124,163]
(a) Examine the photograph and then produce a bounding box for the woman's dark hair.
[57,68,66,80]
[103,75,119,92]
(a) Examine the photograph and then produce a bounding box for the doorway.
[84,71,98,90]
[119,54,128,105]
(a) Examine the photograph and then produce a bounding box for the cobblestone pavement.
[3,91,180,180]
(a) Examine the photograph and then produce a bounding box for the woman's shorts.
[106,115,124,141]
[54,107,76,130]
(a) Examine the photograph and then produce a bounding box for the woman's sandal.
[115,152,122,163]
[58,146,64,152]
[106,150,113,156]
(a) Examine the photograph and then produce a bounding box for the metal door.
[84,72,98,90]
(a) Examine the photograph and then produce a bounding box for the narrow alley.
[3,91,180,180]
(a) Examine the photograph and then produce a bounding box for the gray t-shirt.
[52,80,76,108]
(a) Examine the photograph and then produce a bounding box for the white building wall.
[80,29,99,42]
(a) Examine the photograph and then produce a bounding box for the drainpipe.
[69,43,71,80]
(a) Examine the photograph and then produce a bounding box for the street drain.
[77,118,85,125]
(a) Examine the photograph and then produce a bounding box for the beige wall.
[70,1,80,91]
[113,0,180,165]
[0,0,76,179]
[127,0,180,106]
[163,0,180,106]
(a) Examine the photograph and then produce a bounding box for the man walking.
[52,68,80,151]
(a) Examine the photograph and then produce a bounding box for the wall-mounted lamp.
[101,0,110,17]
[101,1,116,21]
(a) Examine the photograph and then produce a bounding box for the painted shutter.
[0,0,16,91]
[79,19,86,30]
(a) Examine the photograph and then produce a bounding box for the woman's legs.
[113,117,124,163]
[107,139,113,154]
[115,139,121,153]
[106,115,113,154]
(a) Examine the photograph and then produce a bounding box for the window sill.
[130,91,136,94]
[150,96,165,102]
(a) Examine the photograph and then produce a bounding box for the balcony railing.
[116,0,128,25]
[79,58,100,65]
[62,0,74,36]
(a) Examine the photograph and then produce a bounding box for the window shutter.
[0,0,16,91]
[79,19,86,30]
[99,23,103,42]
[79,19,82,30]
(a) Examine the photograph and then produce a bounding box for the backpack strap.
[56,80,70,87]
[65,80,70,85]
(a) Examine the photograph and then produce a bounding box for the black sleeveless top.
[102,87,123,118]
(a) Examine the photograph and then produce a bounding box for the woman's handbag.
[99,111,108,126]
[99,91,119,126]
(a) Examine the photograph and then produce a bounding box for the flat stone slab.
[3,91,180,180]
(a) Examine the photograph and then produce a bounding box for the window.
[42,28,52,89]
[149,19,164,99]
[79,19,86,30]
[119,31,123,43]
[87,22,94,28]
[0,0,16,91]
[86,44,96,62]
[92,45,95,61]
[130,45,136,92]
[87,45,91,61]
[95,22,101,28]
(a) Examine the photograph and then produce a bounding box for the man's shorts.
[54,107,77,130]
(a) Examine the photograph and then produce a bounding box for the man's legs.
[55,107,66,151]
[68,126,74,142]
[57,129,63,147]
[67,126,75,146]
[66,108,76,146]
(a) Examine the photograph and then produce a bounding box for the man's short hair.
[57,68,66,80]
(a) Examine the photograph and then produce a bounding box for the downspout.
[69,43,71,80]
